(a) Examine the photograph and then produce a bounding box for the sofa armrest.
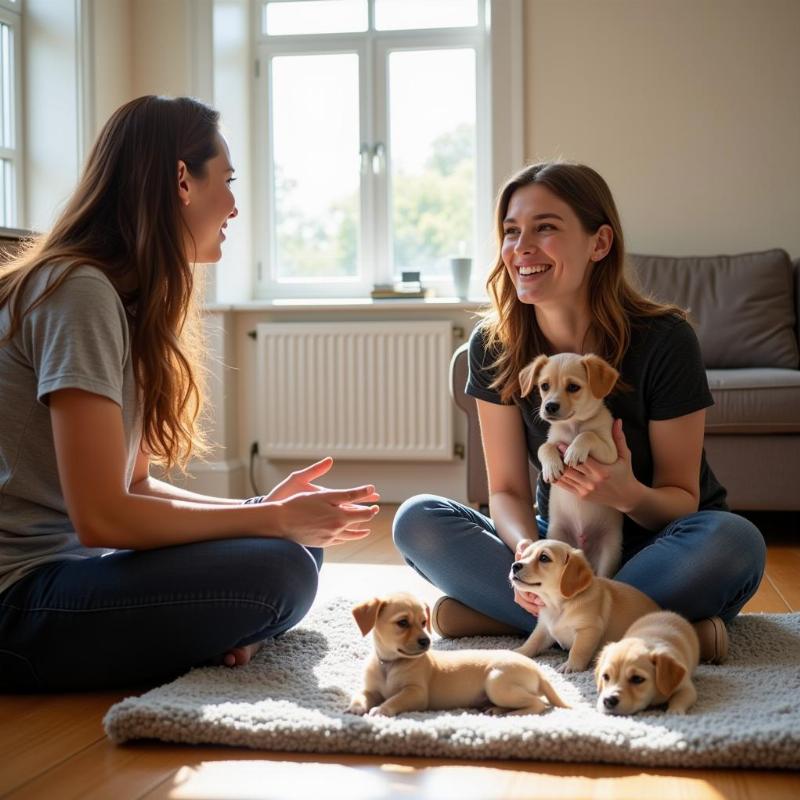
[450,343,489,507]
[794,258,800,349]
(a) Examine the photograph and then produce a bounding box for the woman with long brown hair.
[393,161,764,662]
[0,95,379,691]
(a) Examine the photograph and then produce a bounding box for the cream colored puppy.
[595,611,700,715]
[519,352,622,577]
[346,592,568,717]
[511,539,659,673]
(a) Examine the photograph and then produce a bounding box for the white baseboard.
[168,458,248,499]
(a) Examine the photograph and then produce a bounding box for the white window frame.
[251,0,519,300]
[0,0,23,230]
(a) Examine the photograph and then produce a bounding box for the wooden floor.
[2,506,799,800]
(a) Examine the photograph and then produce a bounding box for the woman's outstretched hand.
[273,485,380,547]
[262,457,336,503]
[260,457,380,547]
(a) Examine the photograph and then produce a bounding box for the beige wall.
[92,0,133,132]
[524,0,800,257]
[131,0,191,98]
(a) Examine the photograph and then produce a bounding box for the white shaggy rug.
[104,598,800,769]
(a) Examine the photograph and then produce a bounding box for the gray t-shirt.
[0,264,141,595]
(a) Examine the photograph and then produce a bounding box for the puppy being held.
[595,610,700,715]
[519,352,622,577]
[346,592,568,717]
[511,539,659,673]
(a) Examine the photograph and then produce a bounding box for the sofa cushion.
[630,250,799,370]
[705,368,800,433]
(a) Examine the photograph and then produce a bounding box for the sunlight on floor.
[315,562,442,608]
[163,760,728,800]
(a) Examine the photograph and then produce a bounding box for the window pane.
[0,159,13,227]
[389,48,476,280]
[271,54,360,280]
[0,22,13,148]
[375,0,478,31]
[265,0,367,36]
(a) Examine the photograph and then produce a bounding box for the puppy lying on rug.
[511,539,659,673]
[595,610,700,715]
[347,592,568,717]
[519,352,622,577]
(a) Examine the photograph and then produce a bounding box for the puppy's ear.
[594,648,610,689]
[514,538,535,560]
[559,550,594,598]
[582,354,619,398]
[423,603,432,633]
[352,598,383,636]
[652,651,687,696]
[519,355,549,398]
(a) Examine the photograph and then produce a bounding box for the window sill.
[204,296,489,313]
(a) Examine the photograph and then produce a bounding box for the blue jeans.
[0,537,322,692]
[392,494,766,632]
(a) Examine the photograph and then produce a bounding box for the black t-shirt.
[466,314,729,544]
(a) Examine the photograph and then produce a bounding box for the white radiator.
[256,321,454,460]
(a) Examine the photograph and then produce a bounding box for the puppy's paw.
[541,456,565,484]
[483,705,506,716]
[346,699,368,716]
[563,440,591,467]
[367,705,393,717]
[666,706,689,715]
[557,661,585,674]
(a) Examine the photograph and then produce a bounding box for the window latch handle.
[359,143,370,175]
[372,142,385,175]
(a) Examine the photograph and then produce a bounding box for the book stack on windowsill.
[370,271,433,300]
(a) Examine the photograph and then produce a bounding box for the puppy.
[346,591,568,717]
[519,352,622,577]
[510,539,659,673]
[595,611,700,715]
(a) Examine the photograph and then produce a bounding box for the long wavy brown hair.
[0,95,220,470]
[481,161,686,402]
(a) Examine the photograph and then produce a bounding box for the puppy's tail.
[540,676,569,709]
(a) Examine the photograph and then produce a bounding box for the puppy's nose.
[512,561,524,574]
[603,695,619,709]
[418,636,430,648]
[544,401,560,415]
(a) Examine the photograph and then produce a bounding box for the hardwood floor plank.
[130,755,800,800]
[742,573,792,613]
[765,545,800,611]
[0,692,127,795]
[4,740,181,800]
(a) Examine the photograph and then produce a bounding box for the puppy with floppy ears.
[511,539,660,673]
[595,610,700,715]
[347,591,568,717]
[519,352,623,577]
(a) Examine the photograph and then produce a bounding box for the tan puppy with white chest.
[511,539,659,673]
[595,610,700,715]
[519,352,623,577]
[346,592,568,717]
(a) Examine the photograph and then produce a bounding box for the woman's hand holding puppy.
[512,539,546,617]
[554,419,641,513]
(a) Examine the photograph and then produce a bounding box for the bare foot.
[222,641,263,668]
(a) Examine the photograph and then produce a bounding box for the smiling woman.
[0,95,380,692]
[393,161,766,664]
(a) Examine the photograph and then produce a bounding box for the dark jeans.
[0,537,322,691]
[393,494,766,632]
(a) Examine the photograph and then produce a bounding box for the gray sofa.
[451,249,800,511]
